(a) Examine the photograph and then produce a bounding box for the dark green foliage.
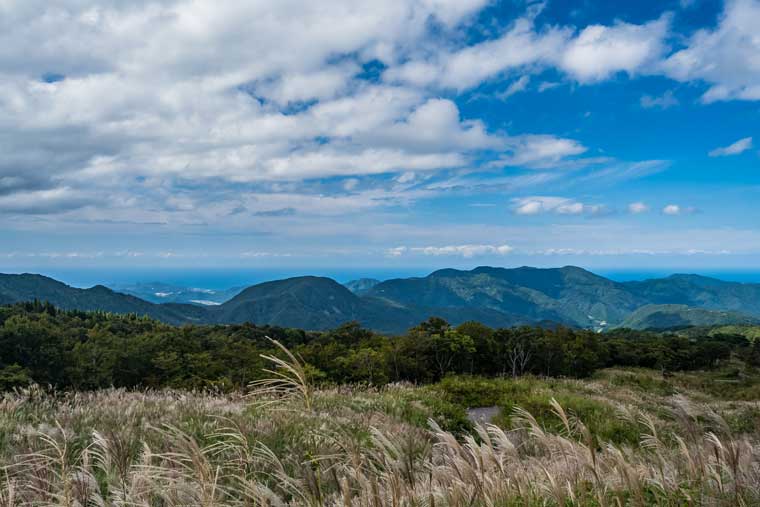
[748,339,760,367]
[434,375,641,445]
[0,303,751,391]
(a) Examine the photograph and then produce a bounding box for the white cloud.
[498,75,530,100]
[0,0,511,221]
[662,0,760,102]
[385,246,408,257]
[628,202,650,214]
[512,196,609,216]
[393,244,514,257]
[708,137,753,157]
[662,204,681,215]
[498,136,588,169]
[385,13,669,90]
[559,17,670,82]
[538,81,561,92]
[640,90,678,109]
[385,16,569,90]
[0,187,94,214]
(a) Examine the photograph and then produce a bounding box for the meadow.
[1,342,759,506]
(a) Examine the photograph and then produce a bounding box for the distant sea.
[4,266,760,290]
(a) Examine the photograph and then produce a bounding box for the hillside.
[0,274,206,325]
[4,267,760,333]
[617,304,760,330]
[213,276,417,331]
[367,266,645,329]
[623,274,760,317]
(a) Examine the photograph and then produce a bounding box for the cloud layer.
[1,0,758,265]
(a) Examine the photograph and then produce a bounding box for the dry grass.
[1,357,759,506]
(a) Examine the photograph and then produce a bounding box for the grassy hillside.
[2,364,759,506]
[708,324,760,342]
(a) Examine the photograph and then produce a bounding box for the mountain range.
[2,266,760,333]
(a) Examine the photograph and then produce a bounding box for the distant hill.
[213,276,416,331]
[616,304,760,330]
[343,278,381,295]
[4,267,760,333]
[366,266,644,330]
[0,274,207,325]
[622,274,760,317]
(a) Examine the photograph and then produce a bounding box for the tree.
[456,321,497,375]
[748,339,760,368]
[410,318,475,379]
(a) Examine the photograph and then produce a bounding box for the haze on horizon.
[2,0,760,274]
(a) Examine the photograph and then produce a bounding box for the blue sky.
[1,0,760,277]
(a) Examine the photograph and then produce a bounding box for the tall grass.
[1,367,759,505]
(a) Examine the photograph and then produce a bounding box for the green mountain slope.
[617,304,760,330]
[215,276,418,332]
[0,274,207,325]
[4,268,760,334]
[367,266,644,329]
[623,274,760,318]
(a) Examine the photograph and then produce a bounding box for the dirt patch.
[467,406,500,424]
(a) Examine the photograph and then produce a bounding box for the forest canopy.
[1,302,756,391]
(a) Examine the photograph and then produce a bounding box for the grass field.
[1,355,759,506]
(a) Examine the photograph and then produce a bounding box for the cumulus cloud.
[0,0,746,243]
[385,246,408,257]
[389,244,514,258]
[0,0,508,220]
[628,202,650,214]
[662,0,760,102]
[512,196,609,216]
[559,17,670,82]
[384,16,569,90]
[708,137,753,157]
[661,204,698,216]
[385,12,669,90]
[496,136,588,169]
[0,187,95,214]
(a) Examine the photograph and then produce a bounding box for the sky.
[2,0,760,278]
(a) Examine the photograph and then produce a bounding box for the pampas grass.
[1,362,759,505]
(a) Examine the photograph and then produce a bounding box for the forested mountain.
[3,267,760,332]
[213,276,418,331]
[0,274,203,325]
[367,266,643,330]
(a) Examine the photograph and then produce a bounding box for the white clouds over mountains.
[0,0,757,235]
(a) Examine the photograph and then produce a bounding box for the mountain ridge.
[2,267,760,333]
